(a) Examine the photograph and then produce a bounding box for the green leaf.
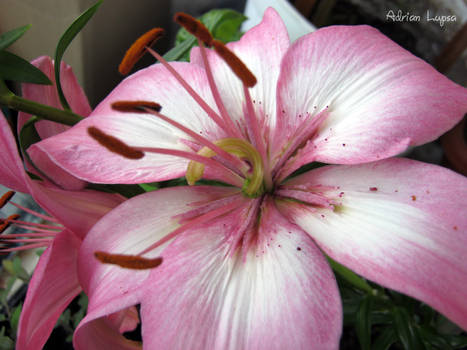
[172,8,247,62]
[373,328,398,350]
[12,256,29,281]
[355,296,372,350]
[163,37,196,62]
[10,303,22,334]
[0,327,14,350]
[0,51,51,84]
[392,306,424,350]
[0,25,31,51]
[2,260,14,276]
[19,117,50,182]
[55,0,102,110]
[445,334,467,349]
[326,256,374,294]
[139,182,159,192]
[202,9,246,43]
[418,326,453,350]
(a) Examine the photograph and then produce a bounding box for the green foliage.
[0,25,31,51]
[0,51,51,85]
[337,270,467,349]
[0,25,51,85]
[0,255,30,345]
[164,8,247,62]
[54,0,102,110]
[56,293,88,343]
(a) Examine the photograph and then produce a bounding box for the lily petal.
[74,316,141,350]
[16,230,82,350]
[139,197,342,349]
[278,158,467,330]
[191,7,289,139]
[18,56,91,190]
[30,62,230,184]
[273,25,467,167]
[0,113,30,193]
[78,186,239,311]
[29,181,124,239]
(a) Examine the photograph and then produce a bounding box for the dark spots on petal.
[339,192,344,198]
[411,195,417,201]
[453,226,458,231]
[278,245,281,248]
[321,214,325,218]
[369,187,378,191]
[296,247,302,251]
[342,143,346,147]
[426,190,430,194]
[324,138,328,142]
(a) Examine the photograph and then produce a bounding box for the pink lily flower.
[17,56,91,190]
[32,9,466,349]
[0,56,136,349]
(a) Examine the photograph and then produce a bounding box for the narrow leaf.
[355,296,372,350]
[392,307,424,350]
[55,1,102,109]
[163,37,196,62]
[326,256,374,294]
[373,328,398,350]
[0,51,51,84]
[418,326,453,350]
[0,24,31,50]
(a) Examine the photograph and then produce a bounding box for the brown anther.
[88,127,144,159]
[211,39,257,87]
[0,214,20,234]
[119,28,165,75]
[0,191,15,209]
[174,12,213,46]
[111,100,162,114]
[94,251,163,270]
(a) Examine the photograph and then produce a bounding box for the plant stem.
[0,80,83,126]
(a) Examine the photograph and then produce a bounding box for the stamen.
[211,40,257,88]
[9,201,59,223]
[0,214,20,233]
[139,194,246,256]
[119,28,165,75]
[1,242,51,253]
[111,101,162,113]
[145,46,229,132]
[196,39,242,138]
[174,12,213,46]
[88,127,144,159]
[186,138,264,197]
[112,100,247,176]
[0,191,15,209]
[94,251,163,270]
[135,146,244,187]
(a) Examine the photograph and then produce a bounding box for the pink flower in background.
[32,9,467,349]
[0,59,132,350]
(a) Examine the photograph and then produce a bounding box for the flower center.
[186,137,265,198]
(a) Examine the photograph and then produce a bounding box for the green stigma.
[186,138,264,198]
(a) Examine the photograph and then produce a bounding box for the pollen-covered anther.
[0,214,20,234]
[174,12,213,46]
[111,100,162,114]
[94,251,163,270]
[88,126,144,159]
[211,39,257,87]
[0,191,15,209]
[119,28,165,75]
